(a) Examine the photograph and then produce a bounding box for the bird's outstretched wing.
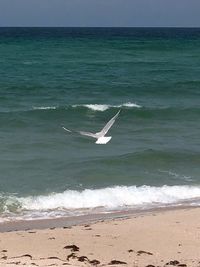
[79,131,97,139]
[62,127,97,139]
[62,127,72,132]
[98,110,121,137]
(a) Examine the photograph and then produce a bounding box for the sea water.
[0,27,199,221]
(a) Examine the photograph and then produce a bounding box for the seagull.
[62,110,120,144]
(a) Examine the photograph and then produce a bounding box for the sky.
[0,0,200,27]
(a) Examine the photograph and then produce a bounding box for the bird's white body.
[95,136,112,144]
[62,110,120,144]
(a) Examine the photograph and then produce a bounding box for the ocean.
[0,27,199,222]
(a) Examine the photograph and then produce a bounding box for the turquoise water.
[0,28,200,221]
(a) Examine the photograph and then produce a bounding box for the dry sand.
[0,207,200,267]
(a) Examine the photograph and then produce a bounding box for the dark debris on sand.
[66,253,76,261]
[165,260,187,267]
[66,252,100,266]
[90,259,101,265]
[77,256,89,262]
[63,245,80,252]
[166,260,180,265]
[137,250,153,256]
[108,260,127,265]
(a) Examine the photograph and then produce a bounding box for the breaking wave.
[17,185,200,210]
[1,185,200,221]
[72,102,142,111]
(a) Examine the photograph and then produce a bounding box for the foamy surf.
[18,185,200,210]
[72,102,142,111]
[1,185,200,222]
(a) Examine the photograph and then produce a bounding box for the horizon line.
[1,26,200,29]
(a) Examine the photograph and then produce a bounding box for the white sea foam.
[33,106,57,110]
[31,103,141,112]
[72,102,142,111]
[121,102,141,108]
[83,104,109,111]
[17,185,200,211]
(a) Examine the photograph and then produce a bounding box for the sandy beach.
[0,207,200,267]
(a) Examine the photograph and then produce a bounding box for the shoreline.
[0,204,199,232]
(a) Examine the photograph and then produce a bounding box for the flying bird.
[62,110,120,144]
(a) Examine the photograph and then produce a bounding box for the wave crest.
[17,185,200,211]
[72,102,141,111]
[33,106,57,110]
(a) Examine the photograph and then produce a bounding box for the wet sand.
[0,207,200,266]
